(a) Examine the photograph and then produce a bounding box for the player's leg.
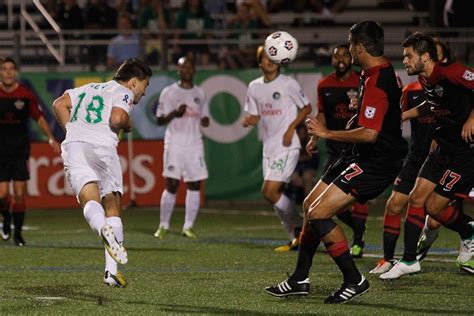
[307,184,369,304]
[11,180,27,246]
[349,202,368,258]
[416,215,441,261]
[380,177,434,279]
[0,181,11,241]
[182,180,201,238]
[154,177,179,238]
[370,190,408,274]
[101,191,127,287]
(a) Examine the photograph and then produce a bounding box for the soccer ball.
[264,31,299,65]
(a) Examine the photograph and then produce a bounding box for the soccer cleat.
[153,227,169,239]
[14,233,25,247]
[2,216,11,241]
[182,228,196,239]
[265,278,310,297]
[457,260,474,274]
[274,238,299,252]
[103,271,127,288]
[416,228,439,261]
[369,258,394,274]
[101,225,128,264]
[456,222,474,266]
[379,260,420,280]
[324,276,369,304]
[350,243,364,258]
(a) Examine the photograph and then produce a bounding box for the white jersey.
[244,74,309,156]
[63,80,134,148]
[156,82,209,148]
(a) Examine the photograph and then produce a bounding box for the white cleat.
[103,271,127,288]
[457,222,474,264]
[379,260,420,280]
[101,225,128,265]
[369,259,394,274]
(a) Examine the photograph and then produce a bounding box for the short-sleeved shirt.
[64,80,134,148]
[0,83,43,158]
[156,82,209,148]
[348,62,408,161]
[244,74,309,156]
[316,71,359,156]
[419,62,474,153]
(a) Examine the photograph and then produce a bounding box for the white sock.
[160,190,176,230]
[184,190,200,230]
[273,194,303,240]
[104,216,123,274]
[83,200,105,236]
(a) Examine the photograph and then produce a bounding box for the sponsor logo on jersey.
[462,69,474,81]
[364,106,376,119]
[14,99,25,110]
[435,85,444,97]
[272,92,281,100]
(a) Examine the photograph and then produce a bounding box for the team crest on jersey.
[364,106,376,119]
[273,92,281,100]
[194,97,201,105]
[435,85,444,97]
[462,69,474,81]
[14,99,25,110]
[168,165,174,171]
[346,89,357,101]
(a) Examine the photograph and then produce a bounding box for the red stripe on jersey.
[358,86,388,131]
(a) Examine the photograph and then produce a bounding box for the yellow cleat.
[104,271,127,288]
[182,228,196,239]
[154,227,169,239]
[274,238,299,252]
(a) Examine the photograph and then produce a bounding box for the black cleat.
[14,233,25,247]
[265,278,310,297]
[324,276,369,304]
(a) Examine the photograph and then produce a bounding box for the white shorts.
[163,145,208,182]
[61,142,123,199]
[263,149,300,183]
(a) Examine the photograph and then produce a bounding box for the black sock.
[12,212,25,236]
[383,231,399,260]
[290,225,320,281]
[352,217,366,246]
[332,250,361,284]
[336,210,353,228]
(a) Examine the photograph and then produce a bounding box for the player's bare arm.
[110,107,131,133]
[156,104,187,125]
[36,116,61,153]
[401,100,431,121]
[241,114,260,127]
[283,104,312,146]
[306,116,378,143]
[461,108,474,143]
[52,93,72,132]
[305,112,325,155]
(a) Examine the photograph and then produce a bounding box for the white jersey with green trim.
[63,80,134,147]
[244,74,309,156]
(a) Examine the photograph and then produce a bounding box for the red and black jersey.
[317,71,359,155]
[349,62,407,160]
[401,81,437,161]
[0,83,43,158]
[419,62,474,152]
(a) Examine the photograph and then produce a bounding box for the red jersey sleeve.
[28,90,43,120]
[358,86,388,131]
[444,63,474,90]
[400,85,409,112]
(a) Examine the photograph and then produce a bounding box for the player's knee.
[186,181,200,191]
[386,198,403,216]
[408,191,426,208]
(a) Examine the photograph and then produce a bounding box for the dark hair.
[402,32,438,61]
[1,57,17,69]
[434,38,451,62]
[349,21,384,56]
[334,43,350,51]
[113,58,152,81]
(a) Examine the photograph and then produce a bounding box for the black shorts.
[333,158,403,204]
[393,156,425,195]
[321,152,352,185]
[0,158,29,182]
[420,148,474,199]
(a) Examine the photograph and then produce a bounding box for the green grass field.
[1,200,473,315]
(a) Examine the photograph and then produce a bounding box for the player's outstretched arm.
[53,93,72,133]
[283,104,312,146]
[306,116,378,143]
[401,100,431,121]
[156,104,187,125]
[36,116,61,154]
